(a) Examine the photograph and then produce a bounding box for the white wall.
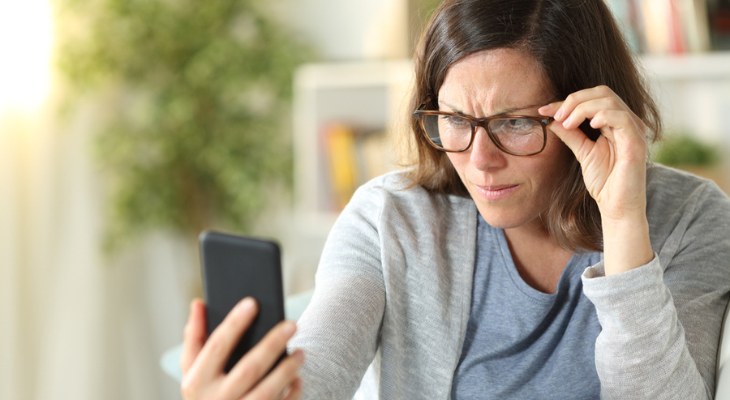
[278,0,409,60]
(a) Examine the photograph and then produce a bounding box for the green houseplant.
[54,0,312,251]
[652,132,726,191]
[653,133,721,167]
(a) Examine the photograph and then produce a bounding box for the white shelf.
[295,60,413,89]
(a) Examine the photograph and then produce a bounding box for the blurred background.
[0,0,729,399]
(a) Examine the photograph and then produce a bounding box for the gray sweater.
[289,164,730,399]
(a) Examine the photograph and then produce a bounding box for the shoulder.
[646,163,730,260]
[348,169,473,218]
[339,170,477,254]
[646,163,729,212]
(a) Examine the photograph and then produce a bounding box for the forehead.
[438,48,552,113]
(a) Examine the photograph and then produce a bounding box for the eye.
[440,114,470,129]
[491,118,539,135]
[505,119,533,131]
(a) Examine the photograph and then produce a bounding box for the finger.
[591,110,647,160]
[562,98,645,136]
[554,85,622,122]
[591,109,647,143]
[561,97,622,131]
[239,350,304,400]
[226,320,298,395]
[280,377,303,400]
[181,299,207,377]
[195,297,259,381]
[548,119,596,162]
[538,101,562,117]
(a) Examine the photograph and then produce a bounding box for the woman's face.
[438,48,573,232]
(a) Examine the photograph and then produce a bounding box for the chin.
[477,209,530,230]
[475,196,548,229]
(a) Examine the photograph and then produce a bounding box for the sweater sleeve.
[582,257,712,399]
[287,182,387,400]
[582,180,730,399]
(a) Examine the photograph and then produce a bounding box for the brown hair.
[405,0,662,252]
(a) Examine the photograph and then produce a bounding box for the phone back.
[199,231,286,372]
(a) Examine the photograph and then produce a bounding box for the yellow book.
[324,124,358,211]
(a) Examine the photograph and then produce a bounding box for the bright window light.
[0,0,53,111]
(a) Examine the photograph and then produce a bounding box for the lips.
[472,183,519,201]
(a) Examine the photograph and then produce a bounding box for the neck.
[503,218,572,294]
[503,216,555,248]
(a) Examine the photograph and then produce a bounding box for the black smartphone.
[199,230,287,373]
[579,119,601,142]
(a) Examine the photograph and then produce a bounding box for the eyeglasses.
[413,106,554,156]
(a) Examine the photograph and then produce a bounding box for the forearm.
[601,211,654,276]
[583,259,712,399]
[289,180,388,399]
[289,273,384,400]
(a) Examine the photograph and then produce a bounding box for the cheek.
[521,140,570,185]
[445,152,466,176]
[536,146,574,189]
[553,142,575,174]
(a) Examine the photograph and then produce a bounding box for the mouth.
[472,183,519,201]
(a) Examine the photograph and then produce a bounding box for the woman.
[180,0,730,399]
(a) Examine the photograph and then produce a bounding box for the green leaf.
[54,0,315,253]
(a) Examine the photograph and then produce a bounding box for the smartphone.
[579,119,601,142]
[199,230,287,373]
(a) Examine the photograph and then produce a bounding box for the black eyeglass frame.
[413,106,554,156]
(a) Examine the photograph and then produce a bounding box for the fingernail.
[281,321,296,336]
[562,117,572,128]
[293,350,304,363]
[555,109,564,121]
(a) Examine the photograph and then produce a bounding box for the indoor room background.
[1,0,729,399]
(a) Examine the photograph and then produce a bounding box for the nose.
[469,126,507,170]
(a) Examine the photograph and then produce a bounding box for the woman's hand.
[539,85,654,274]
[180,297,304,400]
[539,85,648,219]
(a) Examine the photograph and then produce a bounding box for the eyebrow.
[438,101,544,118]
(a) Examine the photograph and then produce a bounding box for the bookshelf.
[292,60,414,225]
[285,60,414,292]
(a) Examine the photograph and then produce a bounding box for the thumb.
[548,120,595,163]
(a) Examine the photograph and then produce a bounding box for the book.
[707,0,730,50]
[614,0,712,54]
[322,123,359,211]
[642,0,674,54]
[668,0,687,53]
[320,124,393,212]
[678,0,711,52]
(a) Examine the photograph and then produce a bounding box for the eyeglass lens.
[421,114,545,154]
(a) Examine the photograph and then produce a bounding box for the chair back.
[716,299,730,398]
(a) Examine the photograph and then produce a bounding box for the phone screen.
[199,231,286,373]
